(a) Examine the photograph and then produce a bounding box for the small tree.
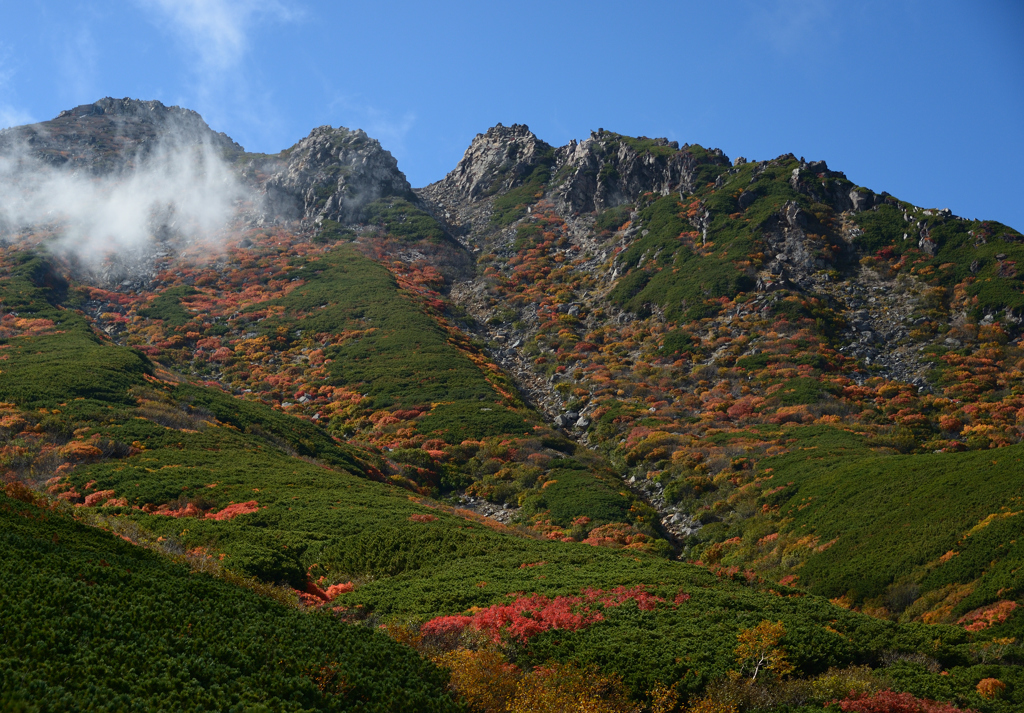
[734,620,793,680]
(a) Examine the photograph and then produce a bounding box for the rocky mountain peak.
[0,97,243,172]
[59,97,198,122]
[419,126,736,241]
[261,125,415,224]
[439,123,553,201]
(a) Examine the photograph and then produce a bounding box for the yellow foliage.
[685,697,737,713]
[809,665,880,702]
[430,651,649,713]
[967,510,1020,537]
[976,677,1006,700]
[509,662,640,713]
[648,682,680,713]
[734,620,792,680]
[433,648,521,712]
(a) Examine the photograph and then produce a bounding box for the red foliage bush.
[150,502,202,518]
[421,615,474,639]
[324,582,354,599]
[958,600,1018,632]
[205,500,259,521]
[83,489,117,507]
[210,347,233,362]
[834,690,975,713]
[420,586,671,644]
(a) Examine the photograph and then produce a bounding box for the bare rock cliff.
[261,125,415,224]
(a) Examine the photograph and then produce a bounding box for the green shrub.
[0,490,461,712]
[137,285,199,326]
[362,198,448,243]
[417,402,533,442]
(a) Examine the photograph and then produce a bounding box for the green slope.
[0,487,461,713]
[706,425,1024,633]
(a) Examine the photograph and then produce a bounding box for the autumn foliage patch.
[831,690,976,713]
[421,585,677,643]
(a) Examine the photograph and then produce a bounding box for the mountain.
[0,96,244,171]
[0,98,1021,712]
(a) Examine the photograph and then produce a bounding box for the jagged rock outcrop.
[756,200,842,290]
[435,123,552,201]
[786,158,898,215]
[0,97,243,171]
[418,124,554,240]
[261,125,415,224]
[554,130,730,213]
[419,125,731,246]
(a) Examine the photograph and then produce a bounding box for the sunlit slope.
[247,243,531,429]
[0,487,461,713]
[44,429,982,702]
[701,425,1023,631]
[57,229,668,545]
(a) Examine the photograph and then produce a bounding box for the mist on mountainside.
[0,124,249,265]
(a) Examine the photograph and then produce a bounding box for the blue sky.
[2,1,1022,229]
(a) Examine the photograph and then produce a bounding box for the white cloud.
[139,0,301,73]
[0,129,249,264]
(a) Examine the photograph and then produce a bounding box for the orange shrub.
[975,678,1005,700]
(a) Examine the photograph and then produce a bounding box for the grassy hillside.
[0,240,1015,711]
[56,229,668,546]
[0,486,461,713]
[455,132,1024,651]
[696,425,1024,631]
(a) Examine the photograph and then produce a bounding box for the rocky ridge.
[418,123,555,248]
[423,126,1019,400]
[419,125,730,247]
[555,129,730,213]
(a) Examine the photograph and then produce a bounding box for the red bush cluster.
[421,585,676,643]
[833,690,975,713]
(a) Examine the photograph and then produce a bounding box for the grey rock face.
[437,123,551,201]
[849,189,876,212]
[419,125,730,244]
[262,125,415,224]
[787,159,884,214]
[757,200,841,289]
[554,130,730,214]
[919,229,938,256]
[416,123,554,241]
